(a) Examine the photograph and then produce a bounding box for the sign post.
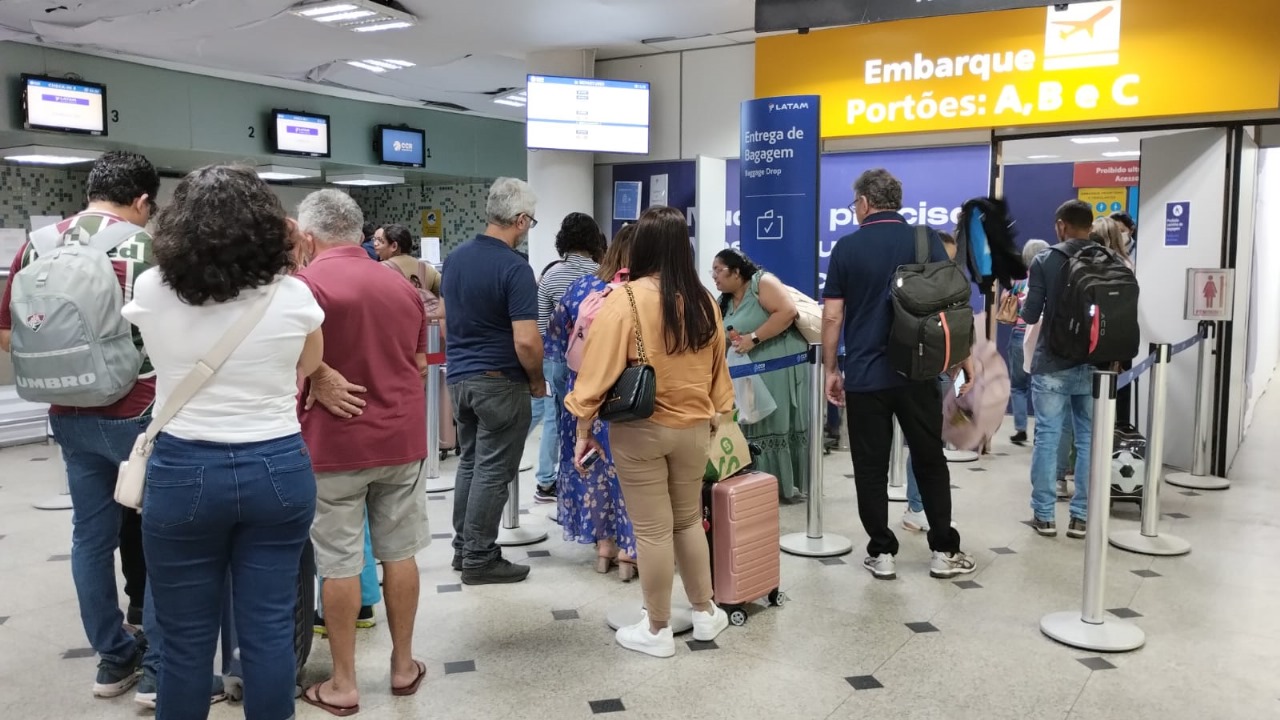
[740,96,821,298]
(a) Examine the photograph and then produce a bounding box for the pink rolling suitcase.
[702,471,785,626]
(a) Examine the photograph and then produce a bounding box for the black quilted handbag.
[599,283,657,423]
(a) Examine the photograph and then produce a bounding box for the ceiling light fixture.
[1101,150,1142,158]
[328,171,404,186]
[256,164,322,181]
[1070,136,1120,145]
[1025,154,1060,159]
[345,58,415,75]
[290,1,417,32]
[2,145,102,165]
[347,61,388,73]
[492,88,527,107]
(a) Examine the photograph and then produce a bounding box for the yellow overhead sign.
[755,0,1280,138]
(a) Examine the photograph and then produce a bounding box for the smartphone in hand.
[953,370,967,397]
[580,448,601,470]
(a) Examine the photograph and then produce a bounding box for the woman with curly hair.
[122,164,325,720]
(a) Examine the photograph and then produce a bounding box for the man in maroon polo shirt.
[293,189,430,713]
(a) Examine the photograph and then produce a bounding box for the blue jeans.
[536,359,568,490]
[49,413,161,673]
[452,375,533,568]
[142,433,315,720]
[1008,326,1030,433]
[1030,366,1094,521]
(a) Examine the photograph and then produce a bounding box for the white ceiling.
[0,0,756,120]
[1002,129,1188,165]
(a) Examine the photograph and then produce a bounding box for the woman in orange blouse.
[565,206,735,659]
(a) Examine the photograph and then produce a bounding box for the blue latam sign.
[740,95,821,298]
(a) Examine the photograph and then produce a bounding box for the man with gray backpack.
[0,151,164,700]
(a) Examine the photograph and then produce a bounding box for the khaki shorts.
[312,461,429,579]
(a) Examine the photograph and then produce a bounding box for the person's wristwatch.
[749,332,760,346]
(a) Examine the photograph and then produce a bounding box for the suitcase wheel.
[768,589,787,607]
[726,606,748,627]
[440,449,450,461]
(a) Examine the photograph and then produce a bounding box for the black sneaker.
[1067,518,1087,539]
[1030,518,1058,537]
[452,552,463,572]
[461,557,531,585]
[1010,431,1028,446]
[93,645,143,698]
[533,485,557,504]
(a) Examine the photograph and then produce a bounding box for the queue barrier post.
[421,322,454,494]
[887,418,908,502]
[1041,371,1146,652]
[780,345,853,558]
[33,418,72,511]
[1166,322,1229,490]
[1110,343,1191,556]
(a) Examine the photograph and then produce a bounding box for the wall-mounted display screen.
[526,75,650,155]
[272,110,331,158]
[22,74,108,136]
[376,125,426,167]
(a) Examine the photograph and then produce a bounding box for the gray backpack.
[9,221,145,406]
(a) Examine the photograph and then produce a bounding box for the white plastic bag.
[727,351,777,424]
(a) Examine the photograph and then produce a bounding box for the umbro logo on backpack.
[23,312,45,332]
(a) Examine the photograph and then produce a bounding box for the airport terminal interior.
[1,0,1280,719]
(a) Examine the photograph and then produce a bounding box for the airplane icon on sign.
[1053,5,1114,40]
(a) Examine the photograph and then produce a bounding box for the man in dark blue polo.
[442,177,546,585]
[821,168,976,582]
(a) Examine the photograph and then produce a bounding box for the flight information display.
[273,111,331,157]
[23,75,107,135]
[526,75,650,155]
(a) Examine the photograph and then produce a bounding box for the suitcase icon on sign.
[756,210,783,240]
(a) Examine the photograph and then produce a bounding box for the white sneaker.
[930,551,977,579]
[615,611,675,658]
[863,553,896,580]
[902,508,930,532]
[691,605,729,642]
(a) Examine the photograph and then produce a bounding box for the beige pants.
[312,461,429,578]
[609,419,714,624]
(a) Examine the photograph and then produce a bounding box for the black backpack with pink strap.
[888,227,975,382]
[1046,241,1140,365]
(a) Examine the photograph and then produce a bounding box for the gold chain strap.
[621,282,648,365]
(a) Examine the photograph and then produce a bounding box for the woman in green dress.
[712,249,810,501]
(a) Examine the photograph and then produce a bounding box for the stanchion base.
[33,494,72,511]
[780,532,853,558]
[1109,530,1191,556]
[945,449,980,463]
[606,597,694,633]
[1040,611,1145,652]
[1165,472,1229,490]
[887,484,907,502]
[423,477,455,494]
[497,524,547,547]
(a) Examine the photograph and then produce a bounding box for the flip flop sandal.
[391,660,428,697]
[301,681,359,717]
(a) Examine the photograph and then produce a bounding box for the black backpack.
[1046,242,1140,364]
[889,227,975,381]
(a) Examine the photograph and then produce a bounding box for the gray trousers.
[449,374,533,568]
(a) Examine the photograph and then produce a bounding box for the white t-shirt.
[123,271,324,444]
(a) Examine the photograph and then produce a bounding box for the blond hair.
[1091,216,1130,264]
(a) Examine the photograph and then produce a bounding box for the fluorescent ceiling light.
[347,61,387,72]
[328,172,404,186]
[256,164,321,181]
[365,59,400,70]
[346,58,414,74]
[1026,154,1060,159]
[384,59,415,68]
[2,145,102,165]
[291,1,417,32]
[493,98,525,107]
[493,88,527,107]
[1071,136,1120,145]
[1101,150,1142,158]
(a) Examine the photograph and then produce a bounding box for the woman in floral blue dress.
[547,226,638,580]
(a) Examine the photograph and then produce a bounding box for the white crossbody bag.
[115,283,279,510]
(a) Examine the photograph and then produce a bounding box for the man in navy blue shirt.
[822,169,976,581]
[442,177,546,585]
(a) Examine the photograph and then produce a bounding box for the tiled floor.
[3,388,1280,720]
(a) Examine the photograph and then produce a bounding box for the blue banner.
[727,350,812,379]
[740,96,821,298]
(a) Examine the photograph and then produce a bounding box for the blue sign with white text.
[740,96,821,298]
[1164,201,1190,247]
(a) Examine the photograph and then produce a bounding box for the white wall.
[1245,148,1280,427]
[596,53,682,165]
[1225,131,1259,465]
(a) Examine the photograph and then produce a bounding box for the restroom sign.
[1185,268,1234,321]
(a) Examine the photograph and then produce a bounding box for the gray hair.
[297,189,364,244]
[486,177,537,226]
[853,168,903,211]
[1022,238,1050,267]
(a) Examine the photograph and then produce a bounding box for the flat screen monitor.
[376,125,426,167]
[22,74,108,136]
[525,75,650,155]
[272,110,331,158]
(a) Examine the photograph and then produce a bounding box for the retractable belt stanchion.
[496,475,547,546]
[1041,371,1146,652]
[421,322,454,494]
[1110,343,1192,556]
[781,345,853,558]
[33,418,71,511]
[888,418,908,502]
[1166,322,1229,490]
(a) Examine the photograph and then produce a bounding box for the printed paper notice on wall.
[1164,201,1190,247]
[649,174,669,208]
